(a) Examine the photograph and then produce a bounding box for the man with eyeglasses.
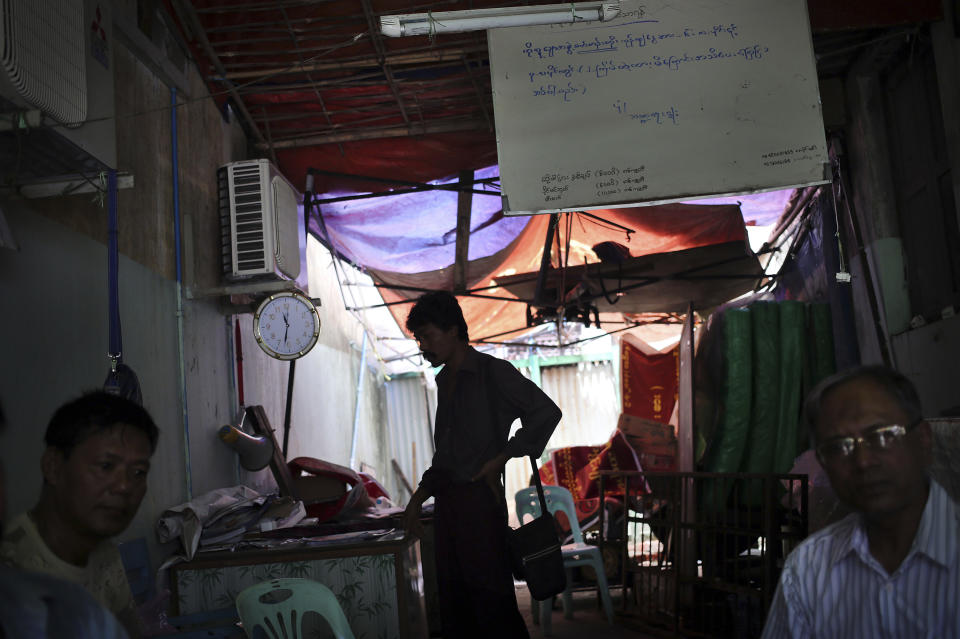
[761,365,959,638]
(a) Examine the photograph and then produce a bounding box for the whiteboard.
[487,0,828,215]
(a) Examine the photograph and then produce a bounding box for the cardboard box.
[618,412,678,472]
[625,437,678,460]
[638,452,677,472]
[617,413,676,446]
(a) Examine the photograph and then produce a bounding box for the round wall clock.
[253,291,321,360]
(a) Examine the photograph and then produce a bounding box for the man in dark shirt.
[402,291,562,639]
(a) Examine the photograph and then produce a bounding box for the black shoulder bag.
[482,354,566,601]
[508,455,567,600]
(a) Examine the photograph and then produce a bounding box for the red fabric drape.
[377,203,748,342]
[538,430,645,527]
[620,338,679,423]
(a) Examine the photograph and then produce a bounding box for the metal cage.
[598,470,808,638]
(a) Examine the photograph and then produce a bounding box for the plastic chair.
[515,485,614,635]
[235,578,355,639]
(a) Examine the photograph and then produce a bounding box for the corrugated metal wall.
[504,361,620,524]
[384,359,620,525]
[541,361,621,449]
[384,374,437,505]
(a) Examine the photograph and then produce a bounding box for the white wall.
[503,360,621,523]
[0,172,392,580]
[384,374,437,504]
[236,237,391,488]
[0,203,188,565]
[182,301,272,497]
[0,35,394,580]
[891,314,960,416]
[381,355,621,525]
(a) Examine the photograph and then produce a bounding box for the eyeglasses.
[815,419,922,463]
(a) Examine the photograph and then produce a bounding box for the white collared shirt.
[761,479,960,639]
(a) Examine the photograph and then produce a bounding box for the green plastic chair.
[515,484,614,635]
[235,578,355,639]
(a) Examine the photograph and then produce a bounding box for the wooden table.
[170,530,428,639]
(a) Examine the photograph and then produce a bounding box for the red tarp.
[176,0,944,198]
[285,132,499,196]
[265,0,942,192]
[368,203,751,341]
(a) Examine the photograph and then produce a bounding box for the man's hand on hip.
[472,452,510,498]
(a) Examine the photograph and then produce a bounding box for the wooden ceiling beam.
[255,118,488,148]
[208,31,359,48]
[196,0,337,14]
[251,95,487,123]
[359,0,410,128]
[205,22,358,35]
[170,0,267,146]
[453,169,475,294]
[230,67,489,94]
[265,103,488,137]
[218,45,487,80]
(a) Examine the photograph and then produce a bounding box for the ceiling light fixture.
[380,2,622,37]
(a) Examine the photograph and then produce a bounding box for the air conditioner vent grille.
[218,167,232,276]
[219,159,302,283]
[0,0,87,124]
[230,164,267,273]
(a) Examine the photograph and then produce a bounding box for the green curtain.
[739,302,781,503]
[698,301,837,509]
[702,308,752,512]
[774,301,806,473]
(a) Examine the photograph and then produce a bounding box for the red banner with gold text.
[620,335,679,423]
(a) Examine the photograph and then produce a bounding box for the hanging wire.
[574,210,633,240]
[554,214,566,346]
[29,31,369,135]
[427,11,437,42]
[6,111,111,197]
[831,160,851,282]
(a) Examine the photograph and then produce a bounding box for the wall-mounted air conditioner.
[219,159,304,281]
[0,0,117,178]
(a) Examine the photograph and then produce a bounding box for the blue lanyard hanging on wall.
[103,169,143,404]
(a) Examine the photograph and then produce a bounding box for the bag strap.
[527,454,550,518]
[106,169,122,369]
[481,355,550,518]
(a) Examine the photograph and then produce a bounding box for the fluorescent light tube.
[380,2,621,37]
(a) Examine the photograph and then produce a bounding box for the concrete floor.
[515,585,667,639]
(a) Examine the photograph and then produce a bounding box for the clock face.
[253,292,321,360]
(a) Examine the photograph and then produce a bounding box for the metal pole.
[171,86,193,499]
[349,332,368,469]
[533,213,560,307]
[282,359,296,459]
